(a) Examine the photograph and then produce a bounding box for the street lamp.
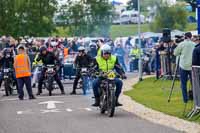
[137,0,143,81]
[198,0,200,34]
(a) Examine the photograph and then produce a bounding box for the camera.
[175,35,184,43]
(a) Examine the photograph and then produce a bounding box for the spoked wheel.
[47,79,53,96]
[100,98,106,114]
[82,76,88,95]
[100,92,106,114]
[107,89,116,117]
[4,79,12,96]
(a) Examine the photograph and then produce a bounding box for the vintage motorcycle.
[97,70,119,117]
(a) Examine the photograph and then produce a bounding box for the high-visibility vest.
[130,48,141,59]
[64,48,68,58]
[96,55,117,72]
[32,53,43,66]
[97,49,101,57]
[14,54,31,78]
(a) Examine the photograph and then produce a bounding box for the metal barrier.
[188,66,200,118]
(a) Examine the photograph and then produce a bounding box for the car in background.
[113,10,145,24]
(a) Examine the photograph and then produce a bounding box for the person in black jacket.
[36,46,65,95]
[70,46,93,95]
[192,36,200,66]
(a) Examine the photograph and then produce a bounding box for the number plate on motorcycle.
[48,68,54,72]
[4,76,8,78]
[81,68,87,72]
[144,57,149,61]
[3,69,9,72]
[107,72,116,80]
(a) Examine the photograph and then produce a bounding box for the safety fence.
[188,66,200,118]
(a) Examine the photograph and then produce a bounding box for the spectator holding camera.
[174,32,195,103]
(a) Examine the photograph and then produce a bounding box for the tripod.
[168,57,180,103]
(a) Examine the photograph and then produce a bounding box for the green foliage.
[0,0,57,37]
[150,5,188,32]
[59,0,114,37]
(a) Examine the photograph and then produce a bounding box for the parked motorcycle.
[77,67,91,95]
[44,65,58,96]
[142,51,151,75]
[3,68,16,96]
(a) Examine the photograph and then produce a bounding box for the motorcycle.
[97,70,119,117]
[3,68,16,96]
[44,65,58,96]
[77,67,91,95]
[142,52,151,75]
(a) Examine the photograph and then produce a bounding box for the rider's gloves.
[121,74,127,80]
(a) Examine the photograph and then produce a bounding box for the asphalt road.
[0,75,181,133]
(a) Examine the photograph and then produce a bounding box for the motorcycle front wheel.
[4,79,13,96]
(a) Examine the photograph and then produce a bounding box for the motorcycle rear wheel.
[107,89,116,117]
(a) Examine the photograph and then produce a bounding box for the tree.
[61,0,114,37]
[0,0,57,37]
[150,5,188,32]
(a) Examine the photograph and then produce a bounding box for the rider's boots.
[116,97,123,106]
[92,97,100,107]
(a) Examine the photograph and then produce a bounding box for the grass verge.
[124,77,200,123]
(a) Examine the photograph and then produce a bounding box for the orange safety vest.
[64,48,68,58]
[14,54,31,78]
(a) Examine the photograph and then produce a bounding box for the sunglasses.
[103,52,111,55]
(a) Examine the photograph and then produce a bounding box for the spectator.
[174,32,195,103]
[114,43,127,72]
[192,35,200,66]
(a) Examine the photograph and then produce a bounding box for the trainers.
[19,97,24,100]
[92,98,100,107]
[61,91,66,95]
[32,84,36,88]
[70,91,76,95]
[29,95,36,100]
[116,102,123,106]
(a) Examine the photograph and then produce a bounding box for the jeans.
[180,68,192,103]
[92,78,123,98]
[118,57,127,72]
[17,76,33,99]
[130,59,139,72]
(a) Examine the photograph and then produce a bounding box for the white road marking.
[17,110,33,115]
[39,101,64,109]
[0,96,67,102]
[17,111,23,115]
[66,108,73,112]
[85,108,92,111]
[40,109,61,114]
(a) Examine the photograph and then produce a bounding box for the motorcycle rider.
[36,46,65,95]
[70,46,93,95]
[0,47,18,94]
[92,44,126,107]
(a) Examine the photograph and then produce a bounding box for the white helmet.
[78,46,85,51]
[101,44,111,55]
[51,41,58,47]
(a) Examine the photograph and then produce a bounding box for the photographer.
[174,32,196,103]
